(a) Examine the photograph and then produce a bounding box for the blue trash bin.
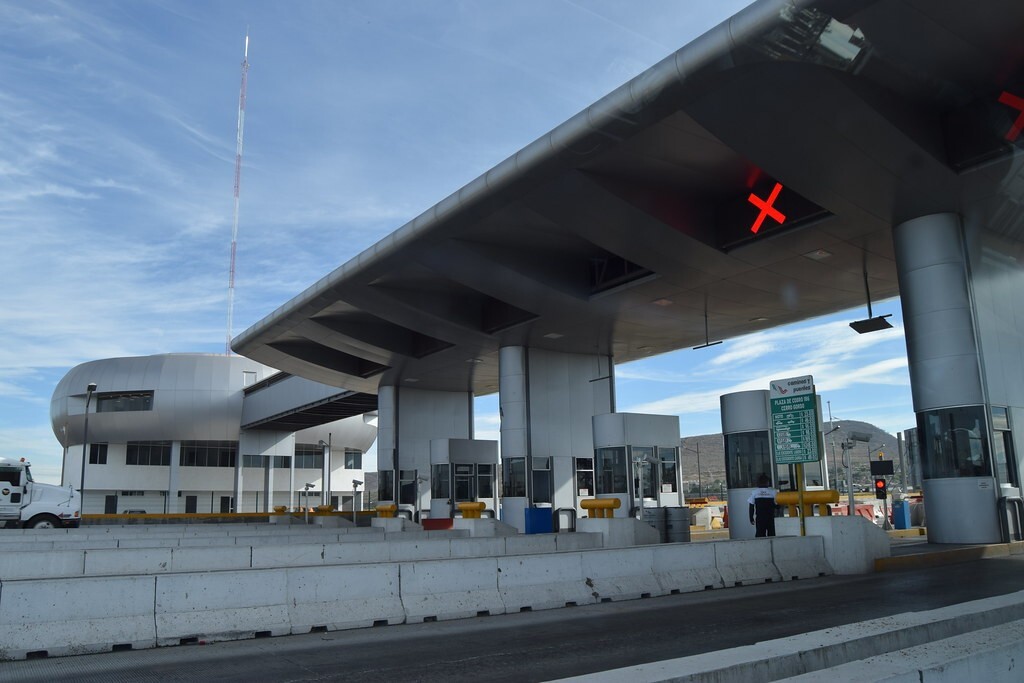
[892,500,911,529]
[524,507,553,534]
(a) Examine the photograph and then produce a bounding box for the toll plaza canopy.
[233,0,1024,398]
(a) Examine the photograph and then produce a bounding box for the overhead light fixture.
[749,316,768,323]
[803,249,832,261]
[651,298,673,307]
[465,358,483,364]
[850,254,893,334]
[543,332,564,339]
[404,377,419,383]
[693,294,723,350]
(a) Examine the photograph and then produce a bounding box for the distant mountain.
[680,420,906,494]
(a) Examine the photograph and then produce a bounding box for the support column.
[167,441,181,514]
[263,457,273,513]
[233,447,244,513]
[894,213,999,543]
[499,346,614,532]
[376,385,472,517]
[720,390,773,540]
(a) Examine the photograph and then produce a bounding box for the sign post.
[770,375,821,536]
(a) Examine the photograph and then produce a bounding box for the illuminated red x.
[998,90,1024,141]
[747,182,786,234]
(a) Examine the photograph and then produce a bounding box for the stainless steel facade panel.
[720,390,770,435]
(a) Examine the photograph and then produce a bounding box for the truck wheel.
[26,514,61,529]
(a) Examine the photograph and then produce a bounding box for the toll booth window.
[658,447,678,493]
[724,431,771,488]
[502,457,526,497]
[919,406,991,479]
[377,470,395,502]
[431,464,450,499]
[632,447,656,498]
[532,457,552,505]
[991,407,1017,487]
[477,464,494,498]
[596,447,627,494]
[0,467,20,486]
[399,470,417,505]
[576,457,594,496]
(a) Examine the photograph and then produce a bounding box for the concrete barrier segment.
[554,533,603,552]
[546,589,1024,682]
[497,553,596,612]
[323,541,390,565]
[579,547,662,601]
[0,575,156,660]
[450,536,507,558]
[651,544,723,594]
[770,536,833,581]
[85,547,172,575]
[713,539,782,586]
[251,543,326,568]
[388,539,454,562]
[780,618,1024,682]
[287,564,405,633]
[399,557,504,623]
[0,550,85,580]
[170,546,252,573]
[154,569,290,646]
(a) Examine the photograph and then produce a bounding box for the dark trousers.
[755,516,775,537]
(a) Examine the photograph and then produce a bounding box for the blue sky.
[0,1,913,484]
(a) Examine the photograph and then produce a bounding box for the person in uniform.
[747,474,777,537]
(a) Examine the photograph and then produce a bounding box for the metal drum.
[642,506,667,543]
[665,506,691,543]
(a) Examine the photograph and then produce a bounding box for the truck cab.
[0,457,81,529]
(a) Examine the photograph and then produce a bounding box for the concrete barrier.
[713,539,782,586]
[777,516,890,574]
[324,541,390,565]
[0,576,156,659]
[554,532,603,552]
[651,543,723,594]
[252,543,325,568]
[506,534,557,555]
[170,546,252,573]
[770,535,832,581]
[399,558,504,622]
[580,547,662,601]
[0,550,85,579]
[388,540,453,562]
[287,564,405,632]
[451,537,507,558]
[85,547,172,575]
[155,569,290,646]
[497,553,595,612]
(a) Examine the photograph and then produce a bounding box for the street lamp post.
[79,383,97,508]
[351,479,362,525]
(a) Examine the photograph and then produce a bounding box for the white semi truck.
[0,457,81,529]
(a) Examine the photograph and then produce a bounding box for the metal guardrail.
[997,495,1024,543]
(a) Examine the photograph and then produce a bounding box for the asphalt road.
[4,556,1024,683]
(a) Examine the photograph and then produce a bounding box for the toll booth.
[428,439,498,520]
[721,390,774,540]
[592,413,683,521]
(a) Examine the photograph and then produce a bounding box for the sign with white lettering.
[770,375,820,465]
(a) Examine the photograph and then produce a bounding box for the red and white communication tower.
[225,32,250,354]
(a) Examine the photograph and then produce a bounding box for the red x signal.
[998,90,1024,142]
[747,182,786,234]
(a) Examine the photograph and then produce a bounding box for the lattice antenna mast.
[225,32,250,354]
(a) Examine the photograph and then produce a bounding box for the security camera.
[352,479,363,487]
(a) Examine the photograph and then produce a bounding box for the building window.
[378,469,395,502]
[126,441,171,466]
[243,454,264,468]
[96,391,154,413]
[120,490,145,496]
[89,443,108,465]
[344,449,362,469]
[180,441,237,468]
[431,464,450,499]
[659,447,679,494]
[477,463,494,499]
[919,406,991,479]
[502,457,526,497]
[294,443,325,469]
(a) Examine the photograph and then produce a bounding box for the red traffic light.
[874,477,887,499]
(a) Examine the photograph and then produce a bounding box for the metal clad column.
[721,390,772,540]
[894,213,999,543]
[499,346,529,531]
[167,440,180,514]
[377,385,397,502]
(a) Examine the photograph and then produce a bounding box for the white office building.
[51,354,377,515]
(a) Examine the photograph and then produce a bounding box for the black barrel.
[665,506,691,543]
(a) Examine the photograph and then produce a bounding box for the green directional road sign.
[770,375,820,465]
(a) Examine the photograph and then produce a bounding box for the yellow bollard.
[776,489,839,518]
[375,504,398,519]
[458,501,486,519]
[580,498,621,518]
